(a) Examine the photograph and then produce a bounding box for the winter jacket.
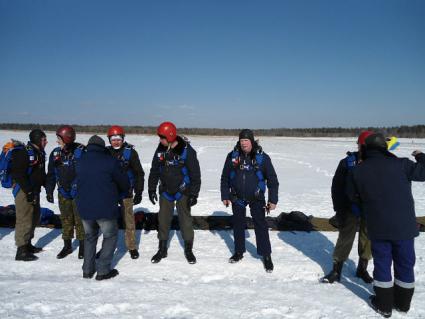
[10,142,46,194]
[148,136,201,197]
[75,144,130,220]
[107,142,145,197]
[347,150,425,240]
[220,143,279,204]
[45,142,85,196]
[331,151,358,214]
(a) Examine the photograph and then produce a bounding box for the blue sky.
[0,0,424,128]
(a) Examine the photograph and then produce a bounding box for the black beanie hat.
[88,135,106,148]
[239,129,255,144]
[29,129,46,147]
[365,133,387,151]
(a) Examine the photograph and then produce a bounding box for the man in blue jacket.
[220,129,279,272]
[75,135,130,281]
[348,133,425,317]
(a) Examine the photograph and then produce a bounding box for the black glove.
[187,195,198,208]
[149,191,158,205]
[26,191,35,204]
[133,192,142,205]
[46,193,54,204]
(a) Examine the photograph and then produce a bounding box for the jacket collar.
[87,144,107,153]
[157,135,186,155]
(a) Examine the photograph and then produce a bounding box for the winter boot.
[393,284,414,313]
[356,258,373,284]
[370,286,394,318]
[321,261,343,283]
[151,240,168,263]
[95,269,119,281]
[184,241,196,264]
[229,252,244,263]
[27,241,43,254]
[262,255,274,273]
[15,245,38,261]
[78,240,84,259]
[56,239,73,259]
[83,271,95,279]
[129,249,139,259]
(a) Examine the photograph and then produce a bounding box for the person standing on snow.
[148,121,201,264]
[75,135,130,280]
[106,125,145,259]
[10,129,47,261]
[46,125,86,259]
[347,133,425,317]
[321,131,374,284]
[220,129,279,273]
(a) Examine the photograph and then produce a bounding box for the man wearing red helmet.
[106,125,145,259]
[321,130,374,284]
[46,125,86,259]
[148,121,201,264]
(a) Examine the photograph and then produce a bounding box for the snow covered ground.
[1,130,425,318]
[1,130,424,217]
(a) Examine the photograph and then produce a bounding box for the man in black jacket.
[220,129,279,273]
[46,125,85,259]
[321,131,373,284]
[348,133,425,317]
[148,122,201,264]
[10,129,47,261]
[107,125,145,259]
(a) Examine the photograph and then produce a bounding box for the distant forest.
[1,123,425,138]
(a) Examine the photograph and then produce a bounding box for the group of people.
[4,122,425,317]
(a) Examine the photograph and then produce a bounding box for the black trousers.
[232,200,271,256]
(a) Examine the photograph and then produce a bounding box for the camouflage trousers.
[333,212,372,263]
[121,197,137,251]
[58,194,85,241]
[14,190,40,247]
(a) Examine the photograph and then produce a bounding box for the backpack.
[0,140,34,190]
[276,211,315,232]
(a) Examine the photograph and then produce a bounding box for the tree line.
[1,123,425,138]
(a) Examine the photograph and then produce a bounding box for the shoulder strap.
[345,152,357,170]
[123,146,133,162]
[73,145,85,159]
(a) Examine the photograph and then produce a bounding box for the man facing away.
[348,133,425,317]
[321,131,374,284]
[75,135,130,280]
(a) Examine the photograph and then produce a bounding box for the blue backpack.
[0,140,35,196]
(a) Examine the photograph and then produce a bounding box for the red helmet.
[107,125,125,138]
[56,125,76,144]
[357,130,374,145]
[157,121,177,143]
